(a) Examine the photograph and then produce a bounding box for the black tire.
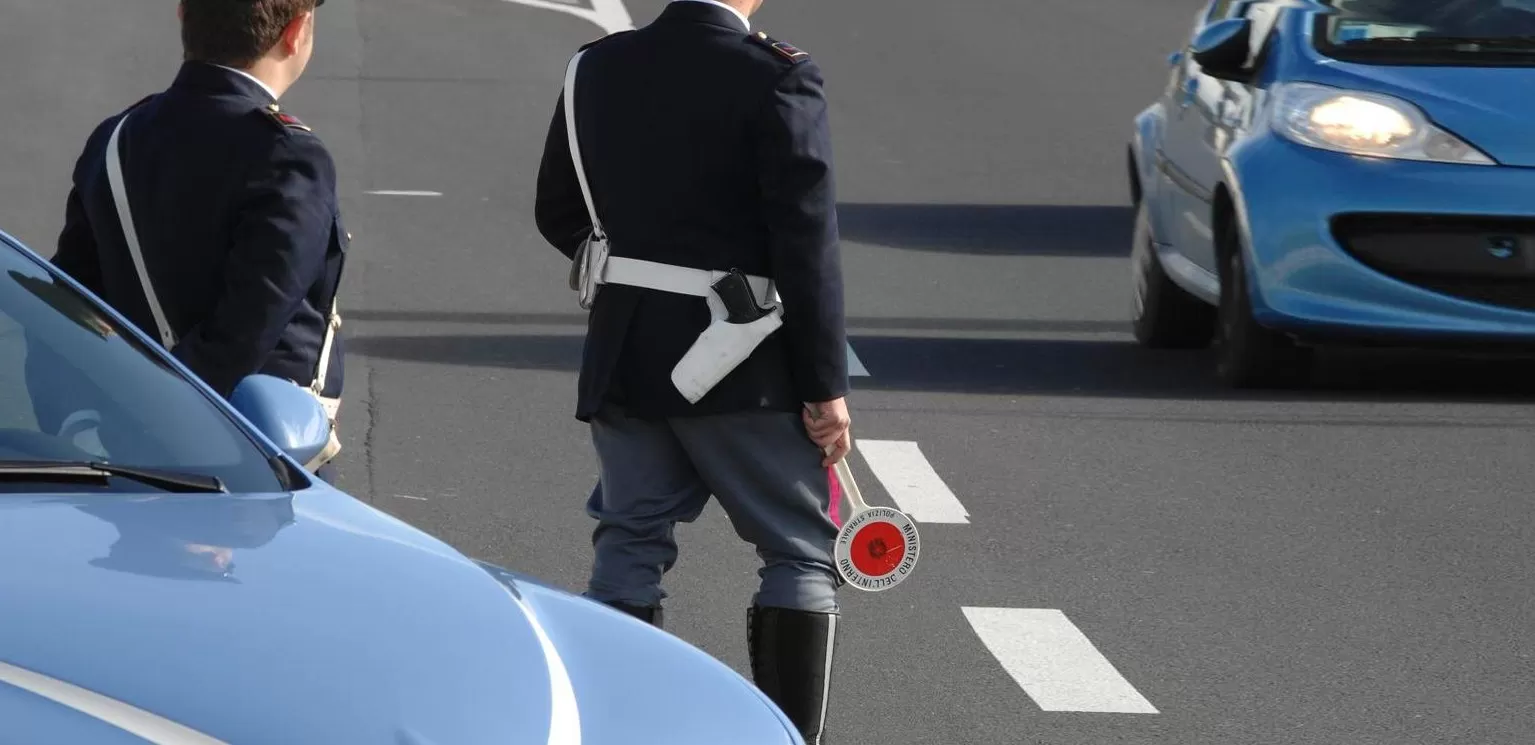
[1212,217,1312,388]
[1131,202,1215,348]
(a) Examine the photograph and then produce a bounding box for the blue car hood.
[1307,62,1535,167]
[0,490,795,745]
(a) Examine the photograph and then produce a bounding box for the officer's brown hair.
[179,0,321,69]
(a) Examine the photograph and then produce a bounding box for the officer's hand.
[803,398,852,466]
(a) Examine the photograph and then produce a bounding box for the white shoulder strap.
[562,50,605,241]
[105,112,177,349]
[310,292,340,399]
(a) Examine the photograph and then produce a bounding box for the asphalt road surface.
[5,1,1535,743]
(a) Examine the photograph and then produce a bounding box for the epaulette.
[580,29,634,51]
[262,102,312,133]
[749,31,810,64]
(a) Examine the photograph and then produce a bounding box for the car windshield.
[0,239,285,493]
[1316,0,1535,64]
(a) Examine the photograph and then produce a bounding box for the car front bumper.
[1228,133,1535,347]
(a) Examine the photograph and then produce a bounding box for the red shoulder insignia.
[263,104,312,132]
[750,31,810,63]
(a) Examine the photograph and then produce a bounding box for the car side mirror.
[1191,17,1253,82]
[228,374,332,469]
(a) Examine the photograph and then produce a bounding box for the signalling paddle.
[827,440,921,592]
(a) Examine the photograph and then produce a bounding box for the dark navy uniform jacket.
[534,1,847,423]
[50,61,346,401]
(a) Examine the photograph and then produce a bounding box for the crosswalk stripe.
[961,607,1158,714]
[847,342,868,377]
[856,440,969,523]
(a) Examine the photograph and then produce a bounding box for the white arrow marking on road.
[855,440,969,523]
[961,608,1159,714]
[847,342,868,377]
[494,0,635,34]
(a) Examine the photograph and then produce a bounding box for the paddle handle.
[806,403,868,512]
[829,447,869,513]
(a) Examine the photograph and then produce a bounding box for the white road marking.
[493,0,634,34]
[855,440,969,524]
[846,342,868,377]
[366,190,443,197]
[393,494,429,501]
[961,608,1159,714]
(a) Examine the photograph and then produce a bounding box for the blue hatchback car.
[1129,0,1535,386]
[0,230,802,744]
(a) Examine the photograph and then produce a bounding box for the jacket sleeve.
[534,92,593,260]
[51,184,105,298]
[170,132,335,398]
[753,60,849,404]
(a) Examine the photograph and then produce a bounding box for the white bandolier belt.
[598,254,781,306]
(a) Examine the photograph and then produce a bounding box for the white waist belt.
[600,256,780,305]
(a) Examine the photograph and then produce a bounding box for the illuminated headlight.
[1271,82,1495,165]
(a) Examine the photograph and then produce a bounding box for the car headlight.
[1271,82,1495,165]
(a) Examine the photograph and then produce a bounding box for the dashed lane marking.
[856,440,969,524]
[961,607,1159,714]
[493,0,634,34]
[366,190,443,197]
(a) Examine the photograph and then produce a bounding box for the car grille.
[1331,214,1535,312]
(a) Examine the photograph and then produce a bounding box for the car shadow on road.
[835,203,1133,257]
[347,331,1535,404]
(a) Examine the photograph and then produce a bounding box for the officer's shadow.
[348,330,1535,405]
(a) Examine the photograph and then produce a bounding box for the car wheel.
[1131,201,1215,348]
[1212,219,1312,388]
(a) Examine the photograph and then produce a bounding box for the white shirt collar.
[671,0,750,31]
[212,64,279,102]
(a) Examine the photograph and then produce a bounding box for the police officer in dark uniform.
[534,1,852,741]
[46,0,346,481]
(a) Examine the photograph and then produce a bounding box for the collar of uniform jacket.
[668,0,750,31]
[170,61,278,106]
[213,64,280,102]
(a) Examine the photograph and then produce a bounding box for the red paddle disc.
[834,506,920,592]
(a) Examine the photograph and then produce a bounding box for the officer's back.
[536,0,845,422]
[53,0,343,401]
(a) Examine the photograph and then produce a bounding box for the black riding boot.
[602,600,664,628]
[747,605,839,744]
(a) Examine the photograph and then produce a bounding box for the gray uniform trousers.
[583,402,843,614]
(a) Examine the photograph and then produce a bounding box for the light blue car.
[0,228,802,744]
[1129,0,1535,386]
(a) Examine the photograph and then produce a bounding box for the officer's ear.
[278,10,315,57]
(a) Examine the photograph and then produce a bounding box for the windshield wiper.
[0,461,227,493]
[1340,35,1535,51]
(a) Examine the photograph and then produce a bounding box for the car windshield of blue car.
[0,245,285,494]
[1317,0,1535,64]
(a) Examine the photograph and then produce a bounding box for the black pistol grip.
[711,269,772,324]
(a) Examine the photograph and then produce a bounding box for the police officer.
[46,0,347,481]
[534,1,851,741]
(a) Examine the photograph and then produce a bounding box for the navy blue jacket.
[534,1,847,422]
[51,61,347,400]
